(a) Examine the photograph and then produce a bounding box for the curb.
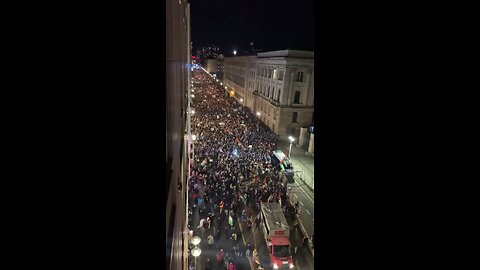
[298,220,314,258]
[294,176,314,194]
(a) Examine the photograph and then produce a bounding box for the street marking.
[237,216,247,246]
[299,201,304,206]
[305,210,311,215]
[293,194,298,199]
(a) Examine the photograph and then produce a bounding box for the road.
[187,67,315,270]
[277,141,315,240]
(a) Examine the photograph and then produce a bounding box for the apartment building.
[224,50,314,141]
[166,0,191,270]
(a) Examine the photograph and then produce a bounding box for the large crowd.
[187,69,298,270]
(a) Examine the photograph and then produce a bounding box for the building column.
[298,127,309,149]
[308,133,314,156]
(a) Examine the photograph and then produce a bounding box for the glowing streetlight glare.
[288,136,295,159]
[233,50,237,55]
[191,236,201,245]
[191,247,202,257]
[220,83,223,85]
[191,110,195,115]
[192,134,197,141]
[240,98,243,102]
[225,86,228,89]
[256,112,261,116]
[191,94,195,98]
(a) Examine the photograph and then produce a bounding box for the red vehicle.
[260,203,294,269]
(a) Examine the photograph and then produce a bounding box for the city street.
[277,141,315,240]
[187,67,314,270]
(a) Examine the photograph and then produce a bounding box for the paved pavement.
[277,141,314,191]
[277,141,315,240]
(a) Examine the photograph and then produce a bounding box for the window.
[296,72,304,82]
[292,112,298,123]
[293,91,301,104]
[273,69,277,79]
[278,70,284,81]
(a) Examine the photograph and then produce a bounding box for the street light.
[191,236,201,246]
[256,112,261,130]
[240,98,243,103]
[191,135,196,166]
[191,246,202,270]
[191,110,195,115]
[288,136,295,159]
[233,50,237,55]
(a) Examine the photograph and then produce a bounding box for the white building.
[206,58,218,74]
[224,50,314,141]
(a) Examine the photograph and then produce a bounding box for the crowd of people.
[187,68,299,269]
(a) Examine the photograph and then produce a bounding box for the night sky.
[190,0,314,55]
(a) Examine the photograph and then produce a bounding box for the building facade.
[216,54,224,81]
[206,58,218,74]
[223,55,257,109]
[224,50,314,141]
[166,1,191,270]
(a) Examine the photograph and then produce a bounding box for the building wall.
[166,1,190,270]
[224,56,256,105]
[206,59,218,73]
[217,54,224,81]
[224,50,314,141]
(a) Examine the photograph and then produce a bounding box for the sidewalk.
[278,141,315,191]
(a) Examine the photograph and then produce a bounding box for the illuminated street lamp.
[190,236,201,246]
[191,94,195,98]
[288,136,295,159]
[240,98,243,103]
[191,134,197,165]
[233,50,237,55]
[256,112,261,130]
[191,246,202,270]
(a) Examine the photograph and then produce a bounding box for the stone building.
[166,0,191,270]
[224,50,314,141]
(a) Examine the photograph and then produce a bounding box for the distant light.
[220,83,223,85]
[233,50,237,55]
[191,247,202,257]
[250,42,254,46]
[289,136,295,142]
[256,112,261,116]
[191,110,195,115]
[191,94,195,98]
[240,98,243,102]
[225,86,228,89]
